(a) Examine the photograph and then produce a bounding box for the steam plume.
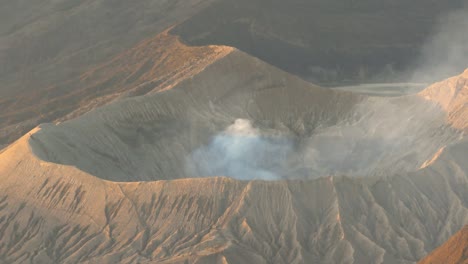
[411,4,468,82]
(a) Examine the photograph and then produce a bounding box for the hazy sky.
[412,4,468,81]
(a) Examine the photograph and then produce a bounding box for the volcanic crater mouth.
[29,93,460,182]
[25,54,464,182]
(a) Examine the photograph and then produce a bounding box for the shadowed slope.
[172,0,464,83]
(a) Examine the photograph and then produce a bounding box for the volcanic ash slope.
[0,30,232,149]
[418,226,468,264]
[419,69,468,131]
[0,51,467,263]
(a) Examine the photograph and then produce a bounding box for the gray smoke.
[187,101,460,180]
[411,4,468,82]
[186,119,294,180]
[300,98,459,177]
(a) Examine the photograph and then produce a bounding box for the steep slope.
[0,0,215,97]
[418,226,468,264]
[419,69,468,131]
[0,31,232,148]
[0,55,466,263]
[0,0,218,149]
[0,125,466,263]
[1,2,466,263]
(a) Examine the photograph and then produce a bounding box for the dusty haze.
[411,4,468,82]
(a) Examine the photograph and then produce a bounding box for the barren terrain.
[0,1,467,263]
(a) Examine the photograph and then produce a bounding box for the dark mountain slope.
[172,0,464,83]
